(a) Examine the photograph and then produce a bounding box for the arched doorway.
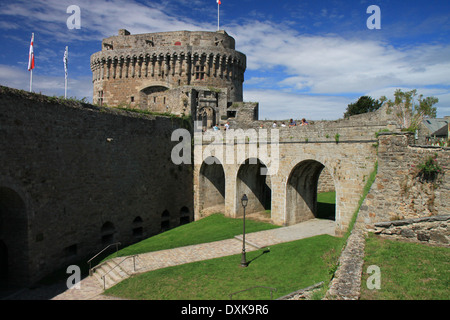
[139,85,169,112]
[236,158,271,218]
[286,160,335,225]
[0,187,28,286]
[198,106,216,130]
[199,157,225,215]
[0,240,7,282]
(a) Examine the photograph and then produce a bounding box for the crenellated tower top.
[90,29,250,128]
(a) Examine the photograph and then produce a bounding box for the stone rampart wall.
[360,133,450,226]
[0,86,193,285]
[369,215,450,246]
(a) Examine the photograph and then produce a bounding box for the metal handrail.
[101,255,137,289]
[87,242,121,275]
[229,286,277,300]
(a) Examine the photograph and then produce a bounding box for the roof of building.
[422,118,448,136]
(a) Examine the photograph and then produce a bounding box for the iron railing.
[87,242,121,276]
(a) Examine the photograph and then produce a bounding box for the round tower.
[90,29,246,124]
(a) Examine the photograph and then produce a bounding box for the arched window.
[132,216,143,239]
[101,221,115,246]
[180,207,191,225]
[161,210,170,231]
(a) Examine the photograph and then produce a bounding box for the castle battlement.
[90,29,248,128]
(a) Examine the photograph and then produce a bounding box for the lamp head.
[241,194,248,208]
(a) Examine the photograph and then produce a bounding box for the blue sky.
[0,0,449,120]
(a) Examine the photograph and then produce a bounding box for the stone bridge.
[193,111,396,235]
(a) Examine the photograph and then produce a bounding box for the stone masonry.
[90,29,250,129]
[193,105,397,236]
[359,133,450,225]
[0,86,193,286]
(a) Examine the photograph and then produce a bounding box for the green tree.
[344,96,383,118]
[380,89,438,130]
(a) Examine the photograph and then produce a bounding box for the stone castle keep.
[90,29,255,129]
[0,29,449,289]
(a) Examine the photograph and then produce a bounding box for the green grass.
[104,213,280,260]
[360,233,450,300]
[104,234,343,300]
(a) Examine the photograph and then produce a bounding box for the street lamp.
[240,194,248,267]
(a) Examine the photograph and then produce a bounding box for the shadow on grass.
[246,248,271,266]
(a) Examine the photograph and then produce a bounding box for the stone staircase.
[90,256,138,290]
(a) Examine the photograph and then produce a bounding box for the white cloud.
[229,20,450,92]
[0,64,92,101]
[244,89,352,121]
[1,1,448,119]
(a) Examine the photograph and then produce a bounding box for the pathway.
[12,219,336,300]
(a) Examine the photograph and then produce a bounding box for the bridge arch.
[198,156,225,216]
[236,158,271,218]
[285,159,336,225]
[0,186,29,286]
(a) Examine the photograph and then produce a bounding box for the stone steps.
[91,258,133,290]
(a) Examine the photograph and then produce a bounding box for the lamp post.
[240,194,248,267]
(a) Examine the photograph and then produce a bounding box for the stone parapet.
[368,215,450,246]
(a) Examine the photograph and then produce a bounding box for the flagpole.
[28,33,35,92]
[64,46,68,99]
[217,2,220,31]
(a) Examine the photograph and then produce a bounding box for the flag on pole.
[217,0,221,4]
[28,33,35,92]
[64,46,68,78]
[64,46,68,98]
[28,33,35,71]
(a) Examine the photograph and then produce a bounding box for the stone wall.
[0,86,193,285]
[90,29,246,109]
[193,119,383,234]
[360,133,450,225]
[368,215,450,246]
[318,168,335,193]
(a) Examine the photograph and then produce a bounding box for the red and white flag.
[28,33,35,71]
[217,0,221,5]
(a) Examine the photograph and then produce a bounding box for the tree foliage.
[380,89,438,130]
[344,96,383,118]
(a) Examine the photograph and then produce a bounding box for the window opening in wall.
[227,111,236,118]
[132,216,143,240]
[101,221,115,246]
[64,244,78,258]
[97,91,103,106]
[180,206,191,225]
[130,96,134,102]
[161,210,170,232]
[195,65,205,80]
